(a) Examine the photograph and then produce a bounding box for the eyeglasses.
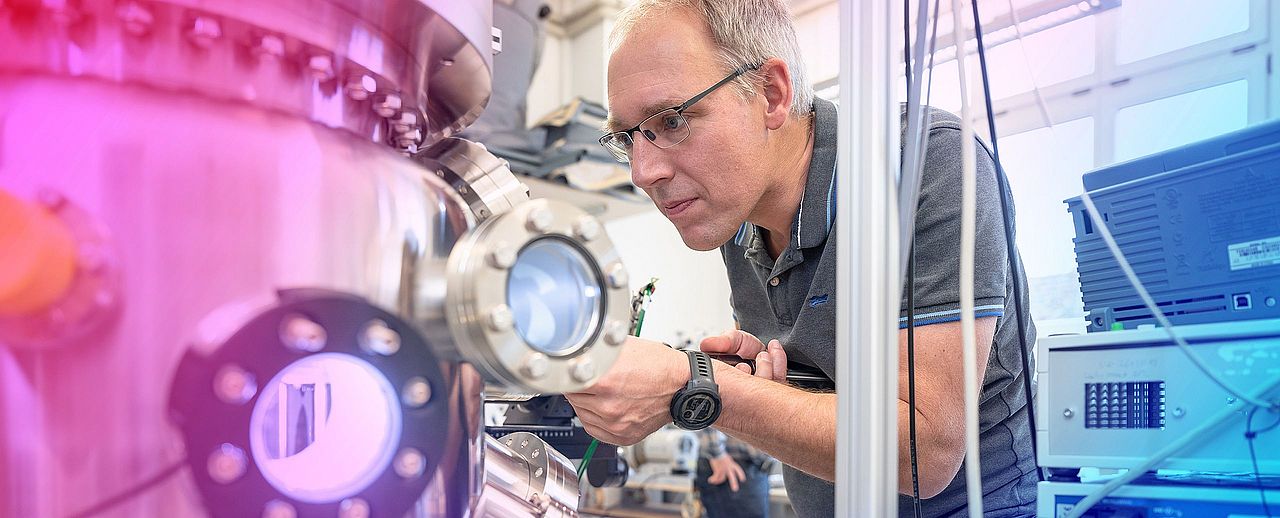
[599,63,761,163]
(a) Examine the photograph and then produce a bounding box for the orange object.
[0,190,77,315]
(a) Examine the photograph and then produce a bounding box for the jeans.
[694,457,771,518]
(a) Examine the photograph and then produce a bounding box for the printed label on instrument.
[1228,235,1280,271]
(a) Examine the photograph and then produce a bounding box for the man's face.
[607,12,772,251]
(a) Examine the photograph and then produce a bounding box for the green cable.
[576,439,599,479]
[578,279,660,482]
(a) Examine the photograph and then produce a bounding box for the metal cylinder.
[0,70,486,517]
[477,433,579,518]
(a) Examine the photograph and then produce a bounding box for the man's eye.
[662,114,684,131]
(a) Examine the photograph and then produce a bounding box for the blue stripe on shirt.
[897,310,1005,329]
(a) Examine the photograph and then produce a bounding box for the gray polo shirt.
[720,98,1039,517]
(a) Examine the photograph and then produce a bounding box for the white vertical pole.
[835,0,900,516]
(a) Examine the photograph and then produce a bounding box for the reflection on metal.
[0,0,493,148]
[0,0,621,516]
[478,432,579,518]
[446,199,630,393]
[416,137,531,221]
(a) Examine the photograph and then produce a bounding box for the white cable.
[1076,191,1275,410]
[1064,373,1280,518]
[1003,0,1053,128]
[948,0,983,516]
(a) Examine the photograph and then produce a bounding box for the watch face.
[676,392,720,429]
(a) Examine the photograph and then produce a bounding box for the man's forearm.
[710,363,837,481]
[705,366,964,493]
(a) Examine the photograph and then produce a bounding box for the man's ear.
[759,57,794,131]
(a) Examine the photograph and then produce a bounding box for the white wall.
[793,1,841,86]
[527,35,567,126]
[603,211,736,346]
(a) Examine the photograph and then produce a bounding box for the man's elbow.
[917,431,966,499]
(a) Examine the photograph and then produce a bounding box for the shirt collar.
[794,97,839,249]
[732,97,839,251]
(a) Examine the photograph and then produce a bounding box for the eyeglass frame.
[598,62,762,163]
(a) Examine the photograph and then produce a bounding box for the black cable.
[907,245,923,518]
[904,0,942,515]
[64,458,187,518]
[903,0,923,516]
[1247,407,1280,517]
[969,0,1042,483]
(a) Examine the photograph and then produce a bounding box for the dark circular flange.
[168,288,448,518]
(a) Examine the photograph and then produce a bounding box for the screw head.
[1172,407,1186,418]
[571,359,597,382]
[487,245,518,269]
[262,500,296,518]
[526,207,553,232]
[207,444,247,484]
[521,353,549,379]
[373,93,402,118]
[393,111,419,133]
[346,75,377,101]
[395,129,423,147]
[36,189,66,210]
[402,377,432,407]
[307,54,334,81]
[604,320,629,346]
[359,320,401,356]
[279,315,326,352]
[338,498,370,518]
[487,305,514,332]
[186,17,222,49]
[1062,408,1074,419]
[214,365,257,404]
[77,245,106,273]
[116,2,153,35]
[606,263,628,289]
[93,290,115,308]
[573,217,601,241]
[1227,397,1237,405]
[394,448,426,479]
[253,34,285,60]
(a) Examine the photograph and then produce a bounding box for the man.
[696,424,773,517]
[563,1,1039,516]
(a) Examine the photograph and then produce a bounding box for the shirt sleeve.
[899,118,1009,328]
[698,428,728,459]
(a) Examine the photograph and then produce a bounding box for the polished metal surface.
[0,74,476,517]
[0,0,493,147]
[445,199,630,393]
[477,433,579,518]
[415,137,531,221]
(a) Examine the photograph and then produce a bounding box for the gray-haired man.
[564,1,1039,516]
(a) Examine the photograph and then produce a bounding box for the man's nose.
[628,135,674,189]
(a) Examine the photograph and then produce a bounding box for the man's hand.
[564,337,688,445]
[706,453,746,492]
[700,330,788,382]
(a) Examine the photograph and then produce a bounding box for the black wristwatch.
[670,350,722,430]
